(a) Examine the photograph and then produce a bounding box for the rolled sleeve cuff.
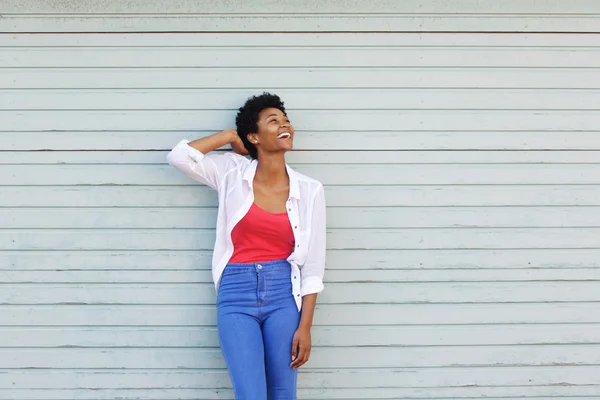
[167,140,205,164]
[301,276,324,297]
[183,141,205,163]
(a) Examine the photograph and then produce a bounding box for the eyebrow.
[265,113,289,122]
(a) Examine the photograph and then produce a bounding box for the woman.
[166,93,326,399]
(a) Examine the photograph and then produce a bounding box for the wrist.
[223,129,238,143]
[298,321,312,330]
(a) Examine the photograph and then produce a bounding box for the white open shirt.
[166,140,326,311]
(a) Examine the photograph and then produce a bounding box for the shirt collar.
[286,164,301,200]
[243,159,301,200]
[242,159,258,186]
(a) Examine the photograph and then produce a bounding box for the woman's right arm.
[166,130,247,191]
[186,129,241,154]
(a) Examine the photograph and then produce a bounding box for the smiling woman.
[166,93,326,399]
[3,0,600,399]
[235,92,295,159]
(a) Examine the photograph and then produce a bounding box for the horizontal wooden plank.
[3,303,599,325]
[4,164,600,186]
[3,249,600,271]
[0,390,598,400]
[4,110,600,132]
[4,32,600,48]
[2,344,600,369]
[6,47,600,68]
[322,282,600,304]
[5,227,600,251]
[3,15,600,33]
[4,131,600,151]
[3,390,600,400]
[4,0,600,15]
[2,185,600,208]
[4,88,600,111]
[2,282,600,305]
[6,150,600,165]
[0,367,598,396]
[2,227,600,251]
[3,268,600,284]
[0,388,598,400]
[1,366,600,390]
[306,268,600,282]
[0,384,597,400]
[2,324,599,348]
[3,206,600,229]
[3,68,600,89]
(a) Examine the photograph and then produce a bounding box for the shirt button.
[296,245,299,248]
[294,226,297,229]
[294,276,297,279]
[297,294,300,297]
[288,208,291,211]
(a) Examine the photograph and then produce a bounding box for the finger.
[292,346,308,369]
[292,354,304,369]
[291,355,301,369]
[297,349,311,368]
[291,339,299,362]
[291,346,302,368]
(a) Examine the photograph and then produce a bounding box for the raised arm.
[166,130,248,191]
[186,129,246,155]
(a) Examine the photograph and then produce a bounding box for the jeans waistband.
[224,259,290,274]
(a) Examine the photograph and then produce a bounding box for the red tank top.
[228,203,295,264]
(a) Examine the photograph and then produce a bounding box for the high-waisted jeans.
[217,259,301,400]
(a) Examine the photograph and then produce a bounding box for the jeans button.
[257,264,262,269]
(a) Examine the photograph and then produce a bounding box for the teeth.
[278,132,291,139]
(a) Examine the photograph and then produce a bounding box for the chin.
[279,142,294,152]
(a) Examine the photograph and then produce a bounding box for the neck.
[255,152,288,186]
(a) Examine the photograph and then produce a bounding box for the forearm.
[299,293,318,328]
[166,130,241,190]
[188,130,237,154]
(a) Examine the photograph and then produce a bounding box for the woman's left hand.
[290,325,312,369]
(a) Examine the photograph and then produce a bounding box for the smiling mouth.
[277,132,291,139]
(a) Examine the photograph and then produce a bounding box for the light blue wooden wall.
[1,1,600,399]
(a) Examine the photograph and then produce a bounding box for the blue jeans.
[217,259,301,400]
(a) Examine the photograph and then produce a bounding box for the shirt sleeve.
[166,139,237,192]
[300,184,326,296]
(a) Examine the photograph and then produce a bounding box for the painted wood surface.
[3,249,600,270]
[4,69,600,89]
[4,88,600,111]
[2,3,600,399]
[2,0,600,32]
[4,0,600,14]
[4,131,600,150]
[6,206,600,228]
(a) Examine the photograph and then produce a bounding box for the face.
[247,107,294,155]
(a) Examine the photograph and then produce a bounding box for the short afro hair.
[235,92,286,159]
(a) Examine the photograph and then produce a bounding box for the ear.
[247,133,259,145]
